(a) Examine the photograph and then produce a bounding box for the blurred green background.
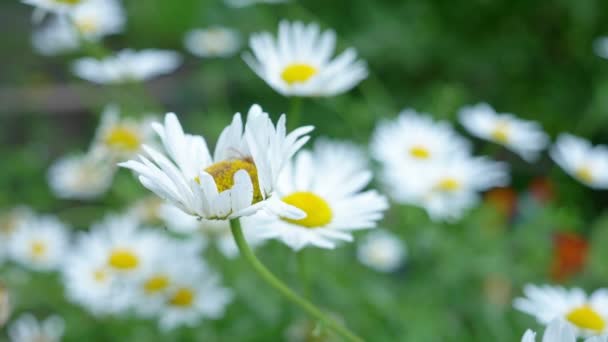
[2,0,608,341]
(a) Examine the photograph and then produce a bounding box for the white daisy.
[550,134,608,189]
[357,230,406,273]
[22,0,89,16]
[514,284,608,337]
[184,27,241,58]
[8,314,65,342]
[224,0,287,8]
[119,104,314,220]
[70,0,125,41]
[521,319,577,342]
[127,195,164,226]
[72,49,182,84]
[8,215,69,272]
[0,207,34,263]
[158,270,233,331]
[244,20,368,97]
[47,151,115,200]
[459,103,549,162]
[246,139,388,251]
[31,17,79,56]
[371,109,470,167]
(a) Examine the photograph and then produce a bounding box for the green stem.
[230,219,364,342]
[296,249,311,299]
[288,97,303,130]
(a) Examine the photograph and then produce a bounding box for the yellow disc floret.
[575,166,594,184]
[566,305,606,332]
[204,159,263,203]
[491,123,510,143]
[54,0,82,4]
[436,178,461,192]
[104,126,141,152]
[169,287,195,307]
[144,275,170,294]
[108,249,139,270]
[30,240,47,259]
[409,145,431,160]
[282,191,333,228]
[281,63,318,85]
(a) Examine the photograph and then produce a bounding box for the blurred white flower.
[184,27,241,58]
[72,49,182,84]
[0,207,34,264]
[514,284,608,338]
[224,0,288,8]
[550,134,608,189]
[371,109,470,167]
[594,37,608,59]
[70,0,125,41]
[47,151,115,200]
[127,195,164,226]
[120,104,313,220]
[357,230,406,273]
[8,314,65,342]
[246,140,388,251]
[22,0,89,16]
[8,215,69,272]
[459,103,549,162]
[31,17,79,56]
[244,20,367,97]
[521,319,577,342]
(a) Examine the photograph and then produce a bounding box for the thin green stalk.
[296,249,311,299]
[288,97,303,130]
[230,219,364,342]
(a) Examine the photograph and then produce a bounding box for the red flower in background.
[551,232,588,282]
[529,177,555,204]
[485,187,517,219]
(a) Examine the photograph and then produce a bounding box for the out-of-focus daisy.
[246,140,388,251]
[72,49,182,84]
[159,203,261,258]
[158,265,232,331]
[244,20,367,97]
[91,104,154,160]
[224,0,287,8]
[31,17,79,56]
[357,230,406,273]
[550,134,608,189]
[371,109,470,166]
[120,104,313,220]
[184,27,240,58]
[47,151,115,200]
[514,284,608,337]
[70,0,125,41]
[8,215,69,271]
[0,207,34,263]
[128,195,164,226]
[21,0,88,16]
[521,319,577,342]
[383,154,509,221]
[459,103,549,162]
[8,314,65,342]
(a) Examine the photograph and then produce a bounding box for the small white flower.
[371,109,470,167]
[72,49,182,84]
[47,151,115,200]
[120,104,313,220]
[246,139,388,251]
[0,207,34,264]
[550,134,608,189]
[127,195,164,226]
[70,0,125,41]
[459,103,549,162]
[224,0,287,8]
[514,284,608,337]
[8,314,65,342]
[8,215,69,271]
[31,17,79,56]
[357,230,406,273]
[184,27,241,58]
[244,20,367,97]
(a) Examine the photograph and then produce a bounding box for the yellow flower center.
[409,145,431,160]
[144,275,170,294]
[30,240,47,259]
[75,17,98,34]
[203,159,262,203]
[281,191,333,228]
[169,287,195,307]
[53,0,81,4]
[108,249,139,270]
[491,123,510,143]
[566,305,606,332]
[281,63,318,85]
[93,268,108,283]
[436,178,461,192]
[575,166,594,184]
[104,126,141,152]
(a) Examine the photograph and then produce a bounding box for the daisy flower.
[224,0,288,8]
[244,20,368,97]
[47,151,115,200]
[120,104,314,220]
[459,103,549,162]
[69,0,125,41]
[521,319,577,342]
[246,139,388,251]
[8,215,69,272]
[127,195,164,226]
[357,230,406,273]
[31,17,79,56]
[8,314,64,342]
[371,109,470,167]
[514,284,608,337]
[72,49,182,84]
[184,27,241,58]
[550,134,608,189]
[158,265,233,331]
[0,207,34,263]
